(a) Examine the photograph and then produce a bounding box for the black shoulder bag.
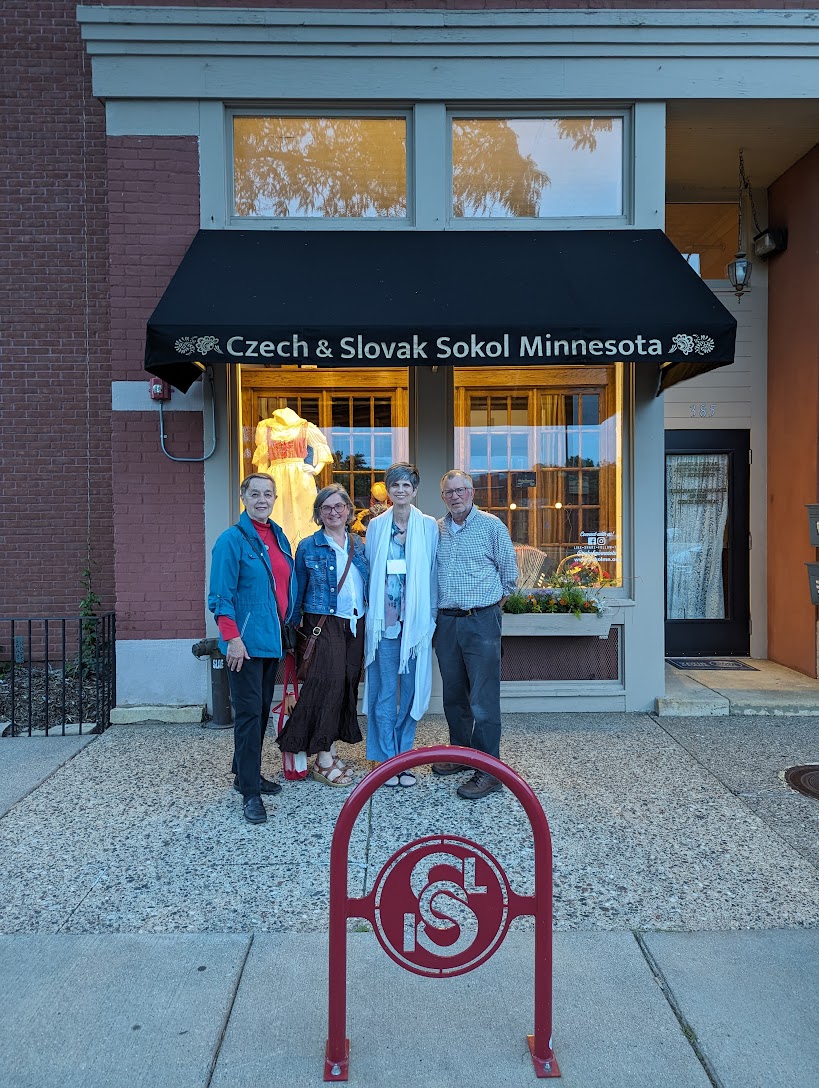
[234,523,298,653]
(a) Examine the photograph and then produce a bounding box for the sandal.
[312,757,355,788]
[398,770,417,788]
[383,774,400,788]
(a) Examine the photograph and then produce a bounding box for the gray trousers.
[434,605,503,759]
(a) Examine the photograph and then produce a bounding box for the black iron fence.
[0,614,116,736]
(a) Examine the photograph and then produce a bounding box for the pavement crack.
[649,714,819,875]
[633,931,727,1088]
[204,933,254,1088]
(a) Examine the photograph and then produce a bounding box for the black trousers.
[227,656,280,799]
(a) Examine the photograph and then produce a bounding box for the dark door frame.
[664,429,750,657]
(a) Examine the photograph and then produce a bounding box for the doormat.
[667,658,759,671]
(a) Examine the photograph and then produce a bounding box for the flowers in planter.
[503,582,603,618]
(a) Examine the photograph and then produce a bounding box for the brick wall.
[1,0,113,620]
[107,137,205,640]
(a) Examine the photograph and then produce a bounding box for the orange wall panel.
[767,145,819,676]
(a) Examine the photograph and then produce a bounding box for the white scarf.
[364,505,436,720]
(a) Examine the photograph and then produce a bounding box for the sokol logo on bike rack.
[372,835,511,977]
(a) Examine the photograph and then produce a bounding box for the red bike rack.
[324,744,560,1081]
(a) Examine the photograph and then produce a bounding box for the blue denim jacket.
[295,530,368,619]
[208,511,297,658]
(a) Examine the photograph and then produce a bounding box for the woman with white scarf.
[364,463,438,786]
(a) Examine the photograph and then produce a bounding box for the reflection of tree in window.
[453,117,614,218]
[233,117,407,218]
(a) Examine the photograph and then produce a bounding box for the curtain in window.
[666,453,729,619]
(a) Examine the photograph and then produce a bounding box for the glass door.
[664,430,750,655]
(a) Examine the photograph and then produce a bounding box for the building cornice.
[76,7,819,100]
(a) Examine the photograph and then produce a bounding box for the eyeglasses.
[441,486,471,499]
[320,503,348,515]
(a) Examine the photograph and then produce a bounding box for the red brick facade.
[2,0,113,619]
[107,137,204,639]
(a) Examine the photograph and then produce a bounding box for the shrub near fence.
[0,614,116,736]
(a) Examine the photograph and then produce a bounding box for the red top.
[217,520,291,643]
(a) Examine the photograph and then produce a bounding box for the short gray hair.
[312,483,355,526]
[240,473,276,497]
[440,469,473,490]
[385,462,420,490]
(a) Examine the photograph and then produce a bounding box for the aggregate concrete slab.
[0,735,96,817]
[658,715,819,867]
[210,931,712,1088]
[1,716,818,935]
[643,930,819,1088]
[656,664,729,716]
[0,933,250,1088]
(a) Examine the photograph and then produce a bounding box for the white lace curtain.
[666,453,729,620]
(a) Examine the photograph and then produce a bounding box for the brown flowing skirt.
[276,614,364,755]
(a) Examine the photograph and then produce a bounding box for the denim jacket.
[294,530,368,619]
[208,511,297,658]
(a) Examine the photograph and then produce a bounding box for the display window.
[455,367,622,588]
[238,363,622,588]
[239,366,409,548]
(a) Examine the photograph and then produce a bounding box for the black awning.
[145,229,736,395]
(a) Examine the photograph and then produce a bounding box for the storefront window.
[455,367,623,587]
[239,366,409,548]
[451,116,623,218]
[237,363,621,588]
[232,115,407,218]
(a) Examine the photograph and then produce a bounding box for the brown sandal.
[312,757,355,788]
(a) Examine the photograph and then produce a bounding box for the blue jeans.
[366,636,418,761]
[434,606,502,759]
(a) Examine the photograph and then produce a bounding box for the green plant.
[72,567,101,678]
[503,585,603,618]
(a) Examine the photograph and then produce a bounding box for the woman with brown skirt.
[276,483,368,786]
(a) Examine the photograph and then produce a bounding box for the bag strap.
[234,523,288,629]
[335,535,355,594]
[300,534,355,645]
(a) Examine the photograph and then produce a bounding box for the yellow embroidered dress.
[252,407,334,549]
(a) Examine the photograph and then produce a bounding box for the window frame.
[227,106,415,227]
[446,107,631,229]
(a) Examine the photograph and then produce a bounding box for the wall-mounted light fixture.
[753,227,788,259]
[727,149,788,300]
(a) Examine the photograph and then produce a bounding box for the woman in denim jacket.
[277,483,368,786]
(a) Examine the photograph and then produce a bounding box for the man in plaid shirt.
[433,470,518,799]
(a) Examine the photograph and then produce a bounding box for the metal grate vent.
[501,630,620,682]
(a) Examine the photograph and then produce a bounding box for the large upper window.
[451,115,624,219]
[232,115,408,218]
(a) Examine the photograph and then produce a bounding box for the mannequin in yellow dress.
[252,407,334,549]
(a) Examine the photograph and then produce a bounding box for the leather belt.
[438,602,500,618]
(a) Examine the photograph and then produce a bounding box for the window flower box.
[502,612,614,638]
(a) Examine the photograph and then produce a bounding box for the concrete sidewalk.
[1,928,817,1088]
[1,713,817,1087]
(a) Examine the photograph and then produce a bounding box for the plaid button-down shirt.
[437,505,518,610]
